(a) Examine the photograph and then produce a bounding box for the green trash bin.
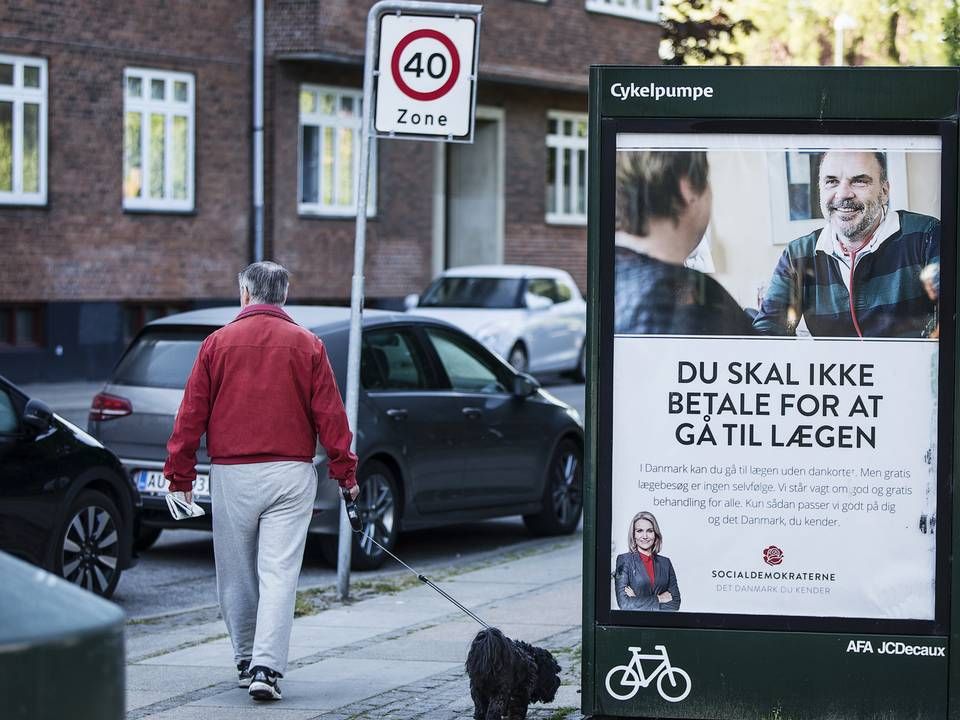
[0,551,125,719]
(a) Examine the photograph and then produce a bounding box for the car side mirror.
[524,293,552,311]
[404,293,420,311]
[23,398,53,433]
[512,372,540,398]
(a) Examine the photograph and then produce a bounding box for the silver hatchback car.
[88,306,584,569]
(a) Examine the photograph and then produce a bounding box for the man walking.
[753,150,940,337]
[163,261,359,702]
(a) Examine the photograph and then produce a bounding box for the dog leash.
[342,490,491,629]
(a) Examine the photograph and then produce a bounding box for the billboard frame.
[583,66,960,720]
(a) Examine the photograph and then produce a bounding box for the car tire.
[54,489,124,598]
[318,460,400,571]
[508,342,529,373]
[573,343,587,383]
[134,525,163,552]
[524,438,583,536]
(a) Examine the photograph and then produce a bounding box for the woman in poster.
[615,511,681,611]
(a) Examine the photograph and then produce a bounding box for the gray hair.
[818,150,888,184]
[238,261,290,305]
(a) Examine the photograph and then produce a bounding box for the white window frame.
[585,0,660,23]
[123,67,195,212]
[298,84,376,218]
[546,110,588,226]
[0,54,47,206]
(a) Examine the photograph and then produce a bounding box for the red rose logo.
[763,545,784,566]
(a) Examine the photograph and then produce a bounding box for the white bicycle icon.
[604,645,692,703]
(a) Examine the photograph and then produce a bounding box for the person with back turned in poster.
[753,150,940,338]
[615,150,754,336]
[615,511,681,611]
[163,261,360,702]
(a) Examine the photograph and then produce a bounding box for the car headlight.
[477,327,509,353]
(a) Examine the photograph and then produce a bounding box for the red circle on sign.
[390,29,461,101]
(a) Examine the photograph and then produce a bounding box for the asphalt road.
[115,379,586,620]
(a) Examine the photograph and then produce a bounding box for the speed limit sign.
[375,12,479,139]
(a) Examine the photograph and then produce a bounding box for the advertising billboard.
[584,68,959,720]
[610,133,941,622]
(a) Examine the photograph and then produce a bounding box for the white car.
[406,265,587,379]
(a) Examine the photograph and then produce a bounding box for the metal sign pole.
[339,0,482,600]
[338,2,382,601]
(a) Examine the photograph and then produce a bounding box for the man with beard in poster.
[615,150,754,336]
[753,150,940,338]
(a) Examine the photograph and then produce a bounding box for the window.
[0,54,46,205]
[526,278,558,304]
[0,388,17,434]
[123,302,188,343]
[112,328,213,389]
[362,329,429,390]
[299,85,375,217]
[419,277,523,309]
[123,68,195,212]
[0,305,43,347]
[426,328,509,394]
[546,112,587,225]
[585,0,660,22]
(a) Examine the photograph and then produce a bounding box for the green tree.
[945,0,960,65]
[660,0,757,65]
[722,0,948,67]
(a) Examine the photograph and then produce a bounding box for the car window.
[419,277,523,309]
[425,328,509,394]
[556,282,573,302]
[111,327,214,389]
[362,328,429,391]
[0,388,18,434]
[526,278,558,304]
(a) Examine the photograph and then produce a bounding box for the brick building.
[0,0,660,381]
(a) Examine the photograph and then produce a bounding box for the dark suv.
[0,375,137,598]
[89,306,584,569]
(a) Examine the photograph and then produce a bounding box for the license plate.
[136,470,210,500]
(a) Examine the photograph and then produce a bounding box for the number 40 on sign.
[375,13,479,139]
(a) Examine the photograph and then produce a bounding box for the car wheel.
[508,343,529,373]
[524,438,583,536]
[319,460,399,571]
[134,525,163,552]
[54,489,124,597]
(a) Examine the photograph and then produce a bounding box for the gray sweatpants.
[211,460,316,674]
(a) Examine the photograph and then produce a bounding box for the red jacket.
[163,304,358,493]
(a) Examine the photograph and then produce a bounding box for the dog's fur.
[465,627,561,720]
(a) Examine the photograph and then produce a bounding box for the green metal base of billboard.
[588,626,946,719]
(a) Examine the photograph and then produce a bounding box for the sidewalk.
[125,538,585,719]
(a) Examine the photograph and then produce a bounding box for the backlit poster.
[608,133,941,620]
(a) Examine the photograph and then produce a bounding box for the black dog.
[465,627,561,720]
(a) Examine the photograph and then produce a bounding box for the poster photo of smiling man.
[753,150,940,338]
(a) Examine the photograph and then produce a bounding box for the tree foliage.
[660,0,757,65]
[946,0,960,65]
[663,0,951,67]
